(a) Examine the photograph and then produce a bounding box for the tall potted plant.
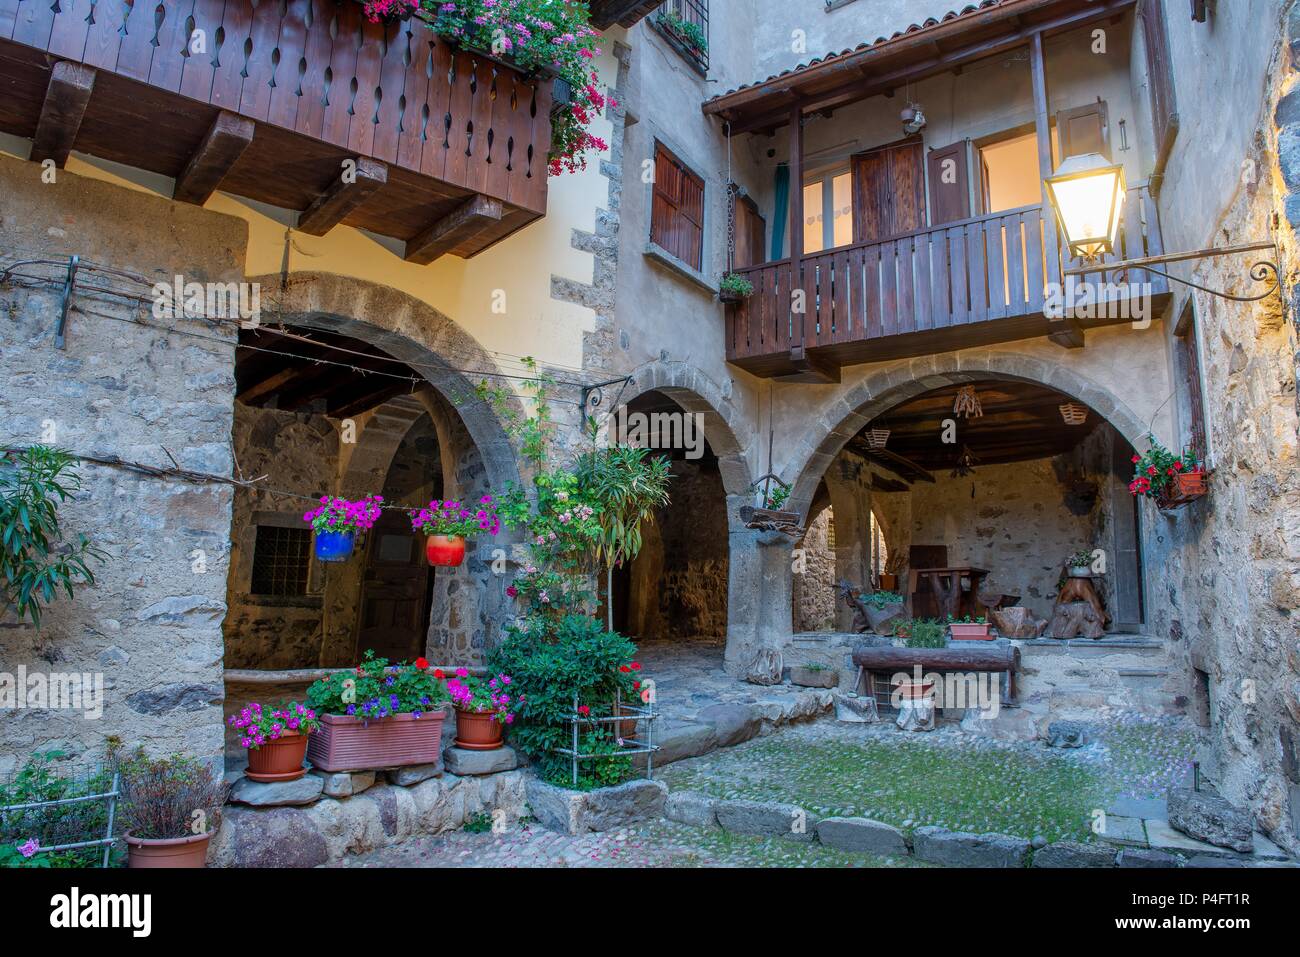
[410,495,502,567]
[303,495,384,563]
[305,652,449,771]
[229,701,321,782]
[116,751,228,869]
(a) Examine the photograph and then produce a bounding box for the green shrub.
[0,751,118,867]
[896,618,946,649]
[488,614,639,789]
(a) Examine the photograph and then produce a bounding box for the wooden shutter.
[733,194,766,268]
[851,137,926,244]
[1174,300,1208,457]
[651,142,705,271]
[1140,0,1179,183]
[927,141,970,226]
[1057,100,1110,160]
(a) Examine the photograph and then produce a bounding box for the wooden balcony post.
[1031,32,1082,348]
[789,103,804,343]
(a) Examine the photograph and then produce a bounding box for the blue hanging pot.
[314,530,356,563]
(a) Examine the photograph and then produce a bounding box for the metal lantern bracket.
[1063,238,1282,303]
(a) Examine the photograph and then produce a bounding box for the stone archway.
[613,362,765,672]
[243,272,527,667]
[784,355,1151,516]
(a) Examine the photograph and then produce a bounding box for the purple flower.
[18,838,39,859]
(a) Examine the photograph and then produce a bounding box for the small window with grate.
[250,525,312,597]
[653,0,709,73]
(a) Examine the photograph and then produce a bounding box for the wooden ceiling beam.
[296,158,389,236]
[30,61,95,169]
[405,194,504,265]
[174,111,255,206]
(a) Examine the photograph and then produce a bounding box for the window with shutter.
[733,193,767,268]
[1140,0,1179,185]
[1056,100,1111,161]
[927,140,971,225]
[651,142,706,271]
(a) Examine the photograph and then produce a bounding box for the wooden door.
[852,137,926,244]
[355,511,432,663]
[1109,428,1144,632]
[734,194,767,267]
[927,140,971,226]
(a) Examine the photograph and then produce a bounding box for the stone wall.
[0,154,243,773]
[793,507,837,632]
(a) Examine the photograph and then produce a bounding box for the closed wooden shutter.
[1057,100,1110,160]
[1140,0,1179,184]
[733,194,767,267]
[927,140,970,226]
[651,142,705,271]
[852,137,926,243]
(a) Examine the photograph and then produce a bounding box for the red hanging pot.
[426,534,466,567]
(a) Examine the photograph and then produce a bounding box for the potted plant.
[1066,550,1095,578]
[303,494,384,563]
[895,618,946,649]
[361,0,417,22]
[410,495,501,567]
[305,652,450,771]
[719,272,754,304]
[443,669,523,750]
[115,750,228,869]
[656,8,708,60]
[229,701,321,782]
[947,614,992,640]
[861,589,906,635]
[1128,435,1208,509]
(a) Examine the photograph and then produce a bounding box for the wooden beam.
[30,61,95,169]
[405,194,504,265]
[236,367,298,405]
[777,345,840,384]
[1048,314,1086,348]
[174,111,255,206]
[296,158,389,236]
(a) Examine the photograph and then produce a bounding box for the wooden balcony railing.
[0,0,553,261]
[726,187,1168,378]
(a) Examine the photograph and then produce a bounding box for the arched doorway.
[610,390,730,644]
[792,376,1146,633]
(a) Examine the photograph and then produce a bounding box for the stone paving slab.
[1096,814,1148,847]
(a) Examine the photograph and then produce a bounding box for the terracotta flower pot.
[453,707,504,751]
[426,534,466,567]
[307,711,446,772]
[878,574,898,592]
[1160,470,1209,508]
[245,730,309,782]
[124,831,212,869]
[949,622,993,640]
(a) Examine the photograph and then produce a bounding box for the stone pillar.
[724,513,796,679]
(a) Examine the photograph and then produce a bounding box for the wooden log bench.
[851,644,1022,708]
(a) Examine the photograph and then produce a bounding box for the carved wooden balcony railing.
[0,0,553,262]
[725,187,1169,380]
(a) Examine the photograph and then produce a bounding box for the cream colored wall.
[0,46,621,379]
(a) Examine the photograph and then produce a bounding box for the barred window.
[250,525,312,597]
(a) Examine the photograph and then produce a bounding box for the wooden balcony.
[0,0,553,261]
[725,187,1169,380]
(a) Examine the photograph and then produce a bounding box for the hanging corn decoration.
[1059,402,1088,425]
[953,385,983,418]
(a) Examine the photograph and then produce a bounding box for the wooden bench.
[851,644,1021,707]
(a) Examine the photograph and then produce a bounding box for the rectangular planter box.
[1158,470,1209,509]
[949,623,993,640]
[306,711,446,772]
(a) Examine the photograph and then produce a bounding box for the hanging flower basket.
[1158,469,1210,509]
[412,495,501,567]
[314,530,356,563]
[426,534,467,567]
[304,495,384,563]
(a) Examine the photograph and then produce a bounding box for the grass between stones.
[659,715,1196,845]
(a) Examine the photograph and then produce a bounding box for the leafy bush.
[307,650,448,718]
[1,446,107,627]
[719,272,754,298]
[0,751,117,867]
[895,618,947,649]
[488,614,639,788]
[114,750,228,841]
[863,590,904,609]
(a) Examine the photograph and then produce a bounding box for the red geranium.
[415,657,430,670]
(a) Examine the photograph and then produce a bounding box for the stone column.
[724,508,796,681]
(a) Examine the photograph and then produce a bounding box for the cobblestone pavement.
[334,817,927,868]
[659,715,1197,844]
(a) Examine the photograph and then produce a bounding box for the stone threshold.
[661,790,1296,868]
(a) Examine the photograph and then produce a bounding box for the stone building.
[0,0,1297,856]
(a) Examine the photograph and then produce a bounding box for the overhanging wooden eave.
[703,0,1136,134]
